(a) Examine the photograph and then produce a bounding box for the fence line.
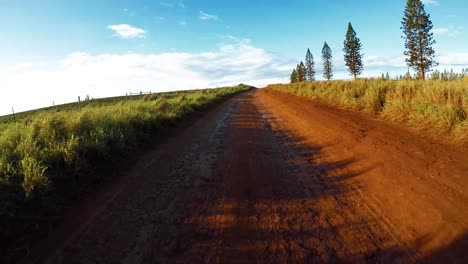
[6,91,155,119]
[127,91,152,96]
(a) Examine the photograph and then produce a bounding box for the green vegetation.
[288,0,441,83]
[296,61,306,82]
[0,85,250,197]
[290,69,298,83]
[305,48,316,81]
[0,84,251,261]
[268,79,468,144]
[402,0,437,80]
[343,22,364,79]
[291,49,319,84]
[322,42,333,81]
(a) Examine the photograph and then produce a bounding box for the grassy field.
[0,84,251,261]
[268,78,468,144]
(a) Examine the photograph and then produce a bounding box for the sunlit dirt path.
[35,89,467,263]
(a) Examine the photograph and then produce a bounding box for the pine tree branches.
[305,49,316,81]
[343,22,364,79]
[322,42,333,80]
[401,0,438,80]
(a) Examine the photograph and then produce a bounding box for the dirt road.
[35,89,467,263]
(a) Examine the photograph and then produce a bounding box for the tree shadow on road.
[149,92,467,263]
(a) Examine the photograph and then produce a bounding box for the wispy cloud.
[123,8,136,17]
[218,35,252,45]
[107,24,146,39]
[421,0,440,6]
[363,55,406,68]
[159,2,173,7]
[160,1,185,8]
[0,41,293,115]
[433,26,462,37]
[179,21,187,26]
[433,28,449,35]
[199,11,219,21]
[437,52,468,65]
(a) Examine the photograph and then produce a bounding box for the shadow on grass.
[0,86,256,263]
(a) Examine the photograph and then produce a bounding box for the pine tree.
[322,42,333,80]
[296,61,306,82]
[295,64,302,82]
[290,69,298,83]
[431,70,440,80]
[343,22,364,79]
[305,48,316,81]
[449,68,455,80]
[300,62,307,81]
[401,0,438,80]
[386,72,391,80]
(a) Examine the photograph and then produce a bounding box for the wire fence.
[5,91,154,121]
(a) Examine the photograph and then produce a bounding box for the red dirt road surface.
[35,89,467,263]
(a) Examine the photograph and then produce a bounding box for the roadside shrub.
[20,156,48,196]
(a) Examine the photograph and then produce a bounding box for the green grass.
[268,78,468,144]
[0,85,251,196]
[0,90,235,124]
[0,84,251,262]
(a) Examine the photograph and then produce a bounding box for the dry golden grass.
[268,78,468,144]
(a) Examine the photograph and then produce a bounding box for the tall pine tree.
[290,69,298,83]
[305,48,316,81]
[401,0,437,80]
[322,42,333,80]
[343,22,364,79]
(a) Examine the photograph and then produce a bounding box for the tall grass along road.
[0,84,251,263]
[268,79,468,144]
[21,88,467,263]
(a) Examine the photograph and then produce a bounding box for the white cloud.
[433,28,449,35]
[422,0,439,6]
[433,26,462,37]
[362,55,406,68]
[160,1,185,8]
[107,24,146,39]
[179,21,187,26]
[0,41,292,115]
[159,2,173,7]
[199,11,219,21]
[437,52,468,65]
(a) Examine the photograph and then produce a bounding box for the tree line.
[378,68,468,81]
[291,0,440,83]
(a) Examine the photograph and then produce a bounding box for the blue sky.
[1,0,467,115]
